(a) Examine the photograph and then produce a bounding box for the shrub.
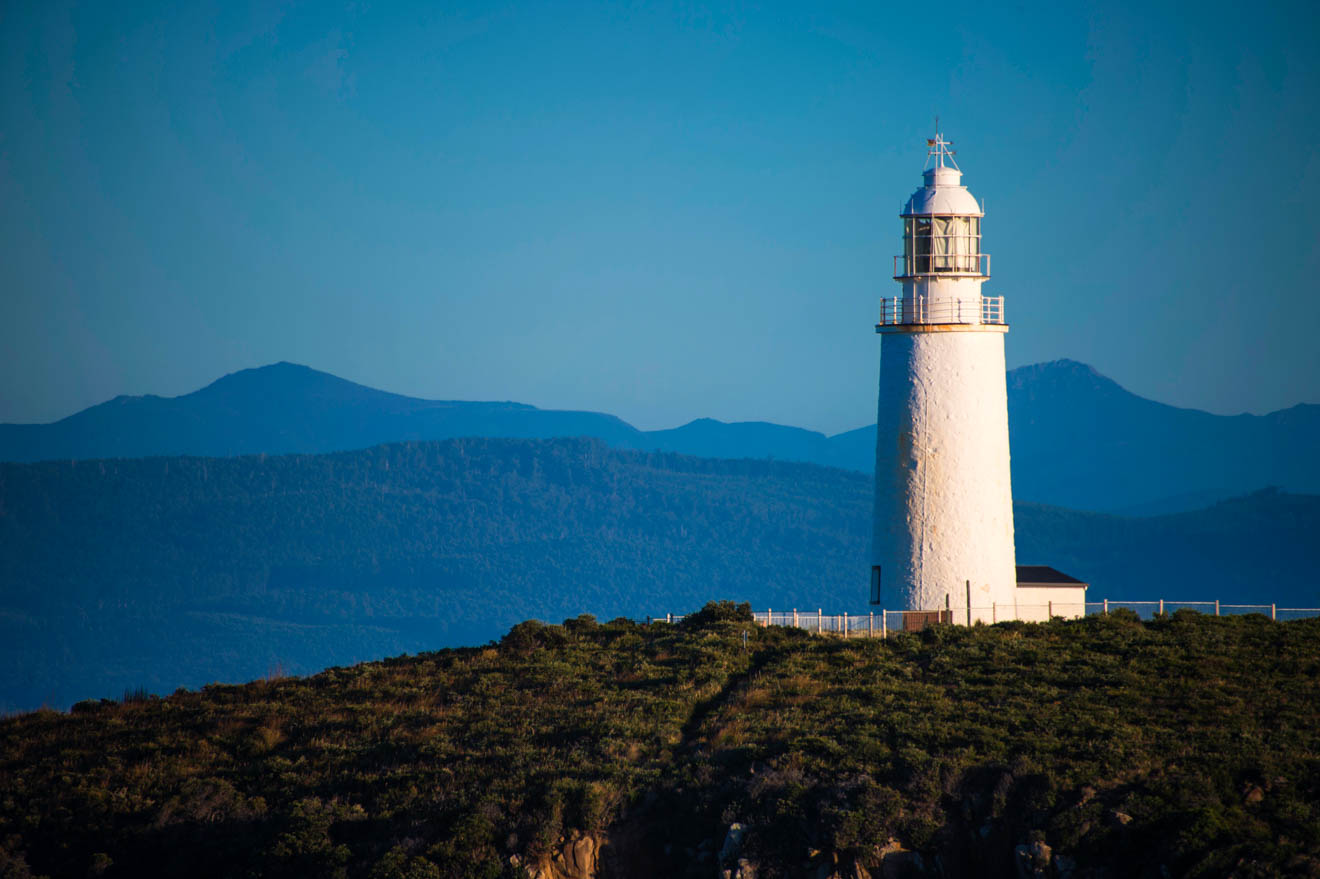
[680,601,754,630]
[499,619,569,654]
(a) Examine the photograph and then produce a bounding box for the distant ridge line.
[1,359,1317,514]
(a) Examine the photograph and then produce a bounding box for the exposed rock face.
[526,833,600,879]
[719,823,747,865]
[720,858,758,879]
[868,839,925,879]
[564,835,599,877]
[1015,840,1053,879]
[718,823,753,878]
[519,821,1091,878]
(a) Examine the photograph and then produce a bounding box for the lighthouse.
[870,131,1017,623]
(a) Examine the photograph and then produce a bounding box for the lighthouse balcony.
[893,252,989,280]
[876,295,1005,328]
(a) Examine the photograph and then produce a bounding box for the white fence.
[646,601,1320,638]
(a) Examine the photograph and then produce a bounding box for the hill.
[2,608,1318,878]
[0,361,828,475]
[3,360,1318,512]
[0,362,641,461]
[1003,360,1320,512]
[2,438,1318,712]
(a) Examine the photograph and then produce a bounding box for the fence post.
[992,602,996,624]
[1272,603,1277,621]
[966,579,972,626]
[1159,599,1164,617]
[666,613,672,624]
[818,609,823,635]
[767,608,771,628]
[869,612,874,637]
[793,608,798,628]
[1103,598,1108,616]
[1215,599,1220,617]
[843,611,849,639]
[1048,600,1053,620]
[882,611,888,640]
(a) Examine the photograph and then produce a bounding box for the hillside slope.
[2,609,1318,878]
[2,438,1318,711]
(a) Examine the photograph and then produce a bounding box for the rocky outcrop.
[718,823,756,879]
[716,834,923,879]
[516,820,1062,878]
[720,858,758,879]
[524,833,600,879]
[1014,840,1052,879]
[867,840,925,879]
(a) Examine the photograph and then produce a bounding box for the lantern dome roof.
[901,132,983,217]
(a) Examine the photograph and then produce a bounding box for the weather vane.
[924,117,958,170]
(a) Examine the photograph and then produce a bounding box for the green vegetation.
[3,607,1318,877]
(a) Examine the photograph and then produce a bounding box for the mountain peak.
[187,362,430,411]
[198,361,350,392]
[1014,358,1100,379]
[1008,359,1125,396]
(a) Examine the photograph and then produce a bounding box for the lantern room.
[895,134,988,280]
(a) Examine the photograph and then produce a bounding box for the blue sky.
[2,0,1317,433]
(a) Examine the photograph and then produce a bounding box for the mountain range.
[2,437,1317,712]
[2,359,1316,513]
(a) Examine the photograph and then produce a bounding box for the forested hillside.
[0,439,867,711]
[2,438,1318,712]
[2,608,1317,878]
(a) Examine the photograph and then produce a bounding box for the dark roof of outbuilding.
[1016,565,1087,587]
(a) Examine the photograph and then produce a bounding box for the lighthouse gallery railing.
[877,295,1005,327]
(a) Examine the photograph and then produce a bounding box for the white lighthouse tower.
[870,131,1016,623]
